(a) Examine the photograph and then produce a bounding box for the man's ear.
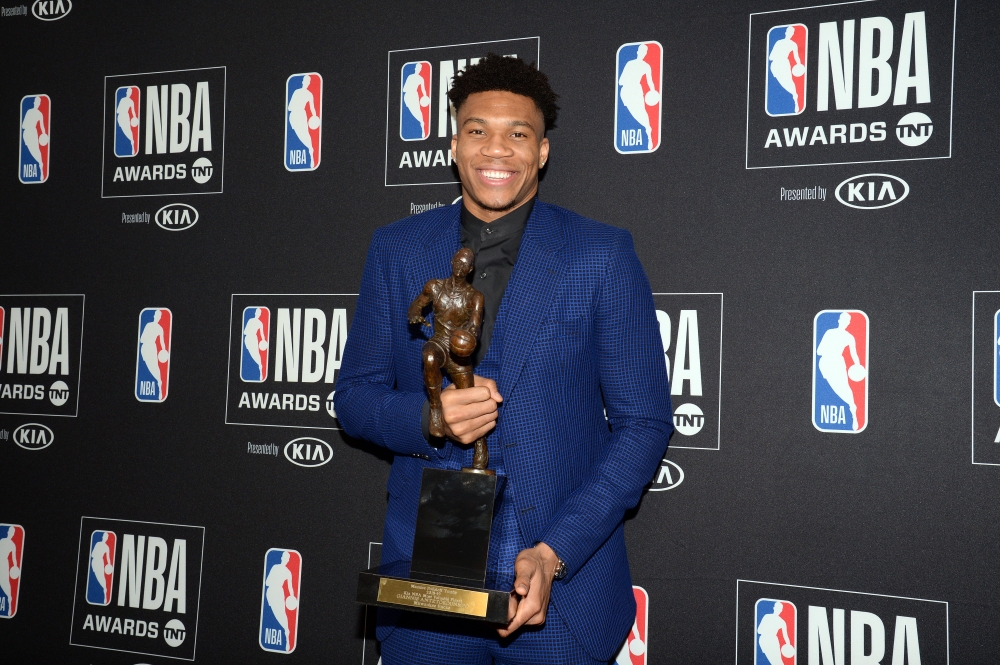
[451,133,458,160]
[539,137,550,166]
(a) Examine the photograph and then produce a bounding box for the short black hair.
[447,53,559,132]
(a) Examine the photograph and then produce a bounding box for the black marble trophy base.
[356,467,510,623]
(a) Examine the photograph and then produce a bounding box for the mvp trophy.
[356,248,510,623]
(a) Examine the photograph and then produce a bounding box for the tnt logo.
[114,86,141,157]
[614,586,648,664]
[0,524,24,618]
[615,42,662,154]
[754,599,796,665]
[400,61,432,141]
[86,531,116,606]
[285,73,322,171]
[241,307,270,382]
[135,308,171,403]
[813,310,868,433]
[766,24,807,116]
[259,548,301,653]
[19,94,50,184]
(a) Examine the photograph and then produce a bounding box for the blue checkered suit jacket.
[335,200,672,660]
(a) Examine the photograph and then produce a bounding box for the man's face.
[451,90,549,219]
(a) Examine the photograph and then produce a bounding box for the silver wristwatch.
[553,557,567,580]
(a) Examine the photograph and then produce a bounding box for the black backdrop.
[3,0,999,662]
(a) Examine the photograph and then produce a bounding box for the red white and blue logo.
[615,586,648,664]
[285,73,322,171]
[813,310,868,433]
[135,308,172,402]
[765,24,807,117]
[240,306,270,382]
[0,524,24,618]
[84,530,116,606]
[113,86,141,157]
[400,61,432,141]
[615,42,662,154]
[19,94,50,183]
[259,548,301,653]
[754,598,797,665]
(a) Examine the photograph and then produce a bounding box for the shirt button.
[480,271,487,279]
[485,227,493,234]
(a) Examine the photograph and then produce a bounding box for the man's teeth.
[480,170,513,181]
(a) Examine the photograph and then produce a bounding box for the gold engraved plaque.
[377,578,489,617]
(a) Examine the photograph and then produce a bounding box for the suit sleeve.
[334,231,443,458]
[539,230,673,580]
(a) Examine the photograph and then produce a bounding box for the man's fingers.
[473,375,503,402]
[447,418,497,444]
[440,386,494,405]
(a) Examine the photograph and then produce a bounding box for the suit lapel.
[406,206,461,299]
[496,202,567,397]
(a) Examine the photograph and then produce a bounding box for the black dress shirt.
[459,197,534,366]
[420,197,534,441]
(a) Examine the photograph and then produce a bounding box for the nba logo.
[615,586,648,664]
[241,307,270,382]
[813,310,868,433]
[765,24,807,116]
[285,73,322,171]
[19,94,50,183]
[615,42,662,154]
[259,548,301,654]
[400,61,432,141]
[754,598,796,665]
[135,308,172,402]
[0,524,24,618]
[85,530,116,606]
[113,86,141,157]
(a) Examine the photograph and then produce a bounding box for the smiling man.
[336,55,672,665]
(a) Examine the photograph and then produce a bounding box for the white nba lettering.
[852,611,886,665]
[123,618,135,635]
[783,126,809,146]
[190,81,212,152]
[656,310,671,377]
[141,165,152,180]
[764,129,782,148]
[142,537,168,610]
[325,308,347,383]
[850,123,867,142]
[817,20,856,111]
[894,12,930,106]
[48,309,68,374]
[398,152,413,168]
[163,539,186,613]
[870,122,887,141]
[169,84,191,153]
[671,310,702,396]
[295,394,308,410]
[275,308,302,382]
[830,124,847,143]
[432,150,447,166]
[83,614,94,630]
[118,535,146,608]
[111,617,123,633]
[891,617,921,665]
[152,164,163,179]
[810,126,829,144]
[413,151,433,167]
[28,308,51,374]
[438,60,459,138]
[283,394,294,409]
[302,308,327,383]
[146,85,169,154]
[239,392,251,408]
[269,393,281,409]
[309,394,320,410]
[809,605,846,665]
[858,17,894,108]
[994,426,1000,443]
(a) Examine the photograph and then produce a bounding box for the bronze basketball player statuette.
[408,248,491,473]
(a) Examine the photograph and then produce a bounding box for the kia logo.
[283,437,333,468]
[155,203,199,231]
[32,0,71,20]
[835,174,909,210]
[649,459,684,491]
[13,423,54,451]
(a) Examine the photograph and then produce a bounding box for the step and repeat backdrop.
[2,0,997,663]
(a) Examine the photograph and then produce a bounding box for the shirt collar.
[460,197,535,245]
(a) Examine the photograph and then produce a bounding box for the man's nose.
[482,132,514,157]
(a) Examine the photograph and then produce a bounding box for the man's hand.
[498,542,560,638]
[408,314,430,327]
[441,376,502,444]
